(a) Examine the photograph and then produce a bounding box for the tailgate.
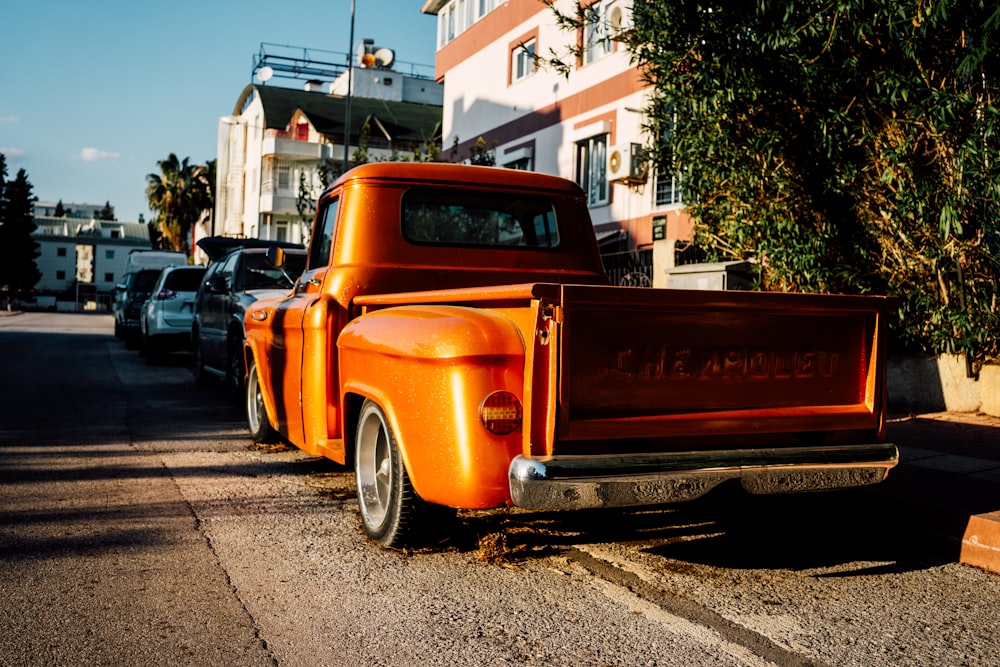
[555,285,892,443]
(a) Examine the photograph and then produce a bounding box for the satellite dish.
[257,66,273,82]
[374,47,394,68]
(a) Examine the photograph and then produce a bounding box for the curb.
[883,413,1000,575]
[962,511,1000,574]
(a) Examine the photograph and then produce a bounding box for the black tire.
[143,337,161,365]
[124,328,139,350]
[226,337,245,403]
[192,337,210,386]
[354,399,453,548]
[246,356,280,444]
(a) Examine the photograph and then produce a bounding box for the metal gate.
[601,248,653,287]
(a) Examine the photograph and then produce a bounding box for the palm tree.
[191,159,216,239]
[146,154,214,256]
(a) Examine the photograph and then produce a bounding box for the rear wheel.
[191,334,210,386]
[246,356,279,444]
[355,399,453,548]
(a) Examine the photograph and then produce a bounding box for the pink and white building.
[421,0,693,286]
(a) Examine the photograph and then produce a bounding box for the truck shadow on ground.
[443,483,950,574]
[280,455,951,573]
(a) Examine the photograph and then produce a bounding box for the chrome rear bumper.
[508,443,899,510]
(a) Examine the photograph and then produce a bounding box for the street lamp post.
[343,0,356,171]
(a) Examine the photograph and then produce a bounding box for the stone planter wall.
[889,354,1000,417]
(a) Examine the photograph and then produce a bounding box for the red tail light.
[480,391,522,435]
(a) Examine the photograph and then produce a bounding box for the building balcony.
[262,136,333,160]
[260,193,300,215]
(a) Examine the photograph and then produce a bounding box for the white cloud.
[76,147,122,162]
[0,146,26,160]
[0,115,18,123]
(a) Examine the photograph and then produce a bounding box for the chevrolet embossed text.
[614,345,842,381]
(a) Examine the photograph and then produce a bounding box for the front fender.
[339,305,527,509]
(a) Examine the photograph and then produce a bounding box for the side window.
[201,263,220,294]
[510,38,537,84]
[219,252,240,290]
[309,196,340,269]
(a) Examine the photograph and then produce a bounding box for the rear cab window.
[163,268,206,292]
[401,188,560,249]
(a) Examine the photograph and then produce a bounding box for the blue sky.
[0,0,438,222]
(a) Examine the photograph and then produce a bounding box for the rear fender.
[339,305,526,509]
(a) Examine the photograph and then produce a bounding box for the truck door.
[266,197,341,450]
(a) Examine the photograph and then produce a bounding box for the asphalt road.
[2,312,999,667]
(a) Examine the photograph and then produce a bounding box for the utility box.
[665,260,754,291]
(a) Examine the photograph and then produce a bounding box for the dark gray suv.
[191,239,306,398]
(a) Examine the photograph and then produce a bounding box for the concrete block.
[936,354,982,413]
[979,365,1000,418]
[961,511,1000,575]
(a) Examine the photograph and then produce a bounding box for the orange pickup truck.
[244,162,898,548]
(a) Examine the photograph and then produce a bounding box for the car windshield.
[242,254,303,290]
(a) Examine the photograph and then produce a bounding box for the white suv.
[139,265,206,362]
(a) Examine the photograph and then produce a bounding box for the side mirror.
[265,245,286,269]
[208,274,228,293]
[114,284,126,292]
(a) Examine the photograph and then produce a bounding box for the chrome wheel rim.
[247,366,263,432]
[356,406,392,528]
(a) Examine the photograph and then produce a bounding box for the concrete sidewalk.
[881,412,1000,574]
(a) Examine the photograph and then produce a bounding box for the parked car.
[192,240,306,397]
[113,250,187,340]
[139,265,207,362]
[116,269,169,348]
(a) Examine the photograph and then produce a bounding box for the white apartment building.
[32,216,151,310]
[422,0,693,287]
[213,64,443,251]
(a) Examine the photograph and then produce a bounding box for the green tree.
[0,154,42,306]
[145,153,214,256]
[548,0,1000,365]
[191,159,216,237]
[296,158,339,238]
[447,136,498,165]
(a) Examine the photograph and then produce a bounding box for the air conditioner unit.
[607,0,634,38]
[607,143,647,184]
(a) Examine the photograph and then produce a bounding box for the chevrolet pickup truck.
[244,162,898,548]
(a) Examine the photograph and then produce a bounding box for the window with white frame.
[277,164,291,191]
[654,110,682,207]
[437,0,498,47]
[584,0,614,64]
[576,135,609,207]
[505,157,532,171]
[654,167,682,207]
[275,221,289,242]
[511,38,537,83]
